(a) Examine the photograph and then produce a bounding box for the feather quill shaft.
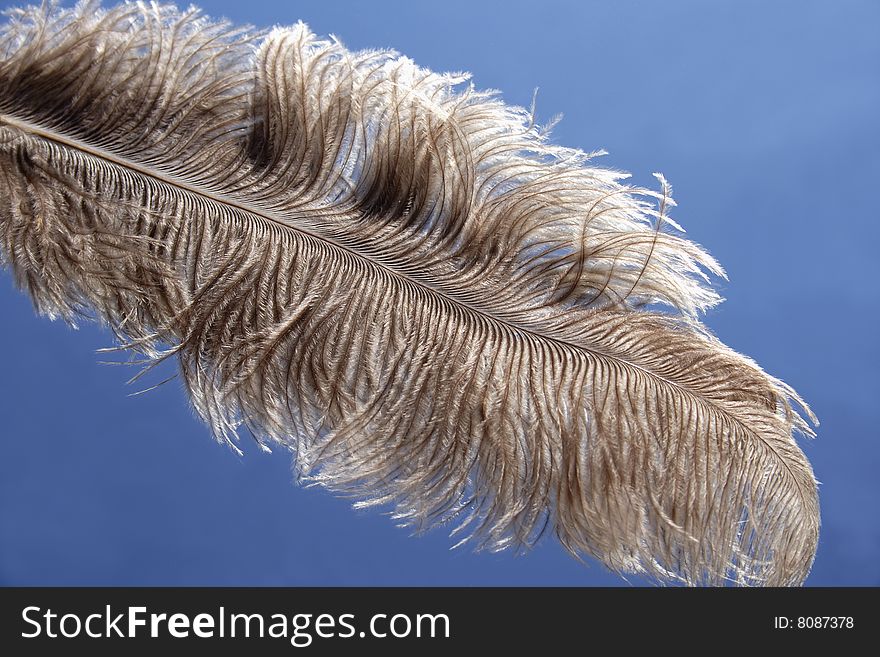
[0,1,818,585]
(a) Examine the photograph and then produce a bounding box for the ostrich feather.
[0,1,819,586]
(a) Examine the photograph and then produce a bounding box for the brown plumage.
[0,1,818,585]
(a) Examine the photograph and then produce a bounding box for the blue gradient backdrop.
[1,0,877,585]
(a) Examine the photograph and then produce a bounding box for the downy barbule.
[0,1,819,586]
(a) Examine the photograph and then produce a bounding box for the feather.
[0,0,819,586]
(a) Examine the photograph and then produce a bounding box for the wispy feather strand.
[0,1,819,585]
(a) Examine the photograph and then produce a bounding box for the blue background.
[1,0,877,586]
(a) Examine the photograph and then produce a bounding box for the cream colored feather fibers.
[0,1,819,585]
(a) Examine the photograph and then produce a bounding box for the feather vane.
[0,1,818,585]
